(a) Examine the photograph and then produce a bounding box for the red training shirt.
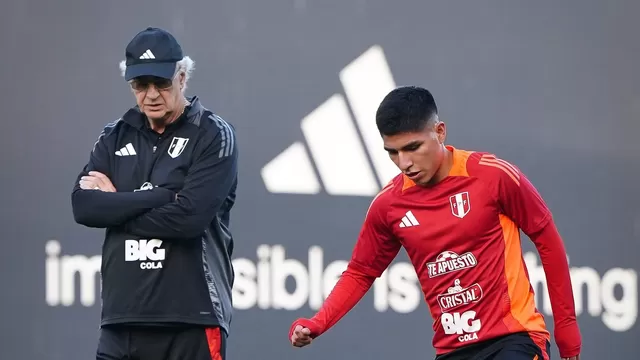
[296,146,581,358]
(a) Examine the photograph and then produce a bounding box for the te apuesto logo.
[45,240,638,332]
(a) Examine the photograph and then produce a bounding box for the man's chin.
[145,111,168,123]
[414,173,437,187]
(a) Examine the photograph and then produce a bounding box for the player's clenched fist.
[289,318,321,348]
[290,325,312,347]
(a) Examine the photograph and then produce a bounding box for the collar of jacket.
[121,95,204,130]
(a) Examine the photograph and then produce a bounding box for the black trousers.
[96,325,226,360]
[436,332,551,360]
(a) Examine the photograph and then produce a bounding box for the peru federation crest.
[449,192,470,219]
[168,137,189,158]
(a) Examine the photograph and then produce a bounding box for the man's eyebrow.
[385,140,423,152]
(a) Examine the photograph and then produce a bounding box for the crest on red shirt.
[449,192,470,219]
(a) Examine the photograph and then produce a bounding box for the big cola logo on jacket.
[124,239,166,270]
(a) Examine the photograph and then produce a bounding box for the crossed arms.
[71,127,238,240]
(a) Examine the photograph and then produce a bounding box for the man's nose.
[145,85,160,98]
[398,152,413,171]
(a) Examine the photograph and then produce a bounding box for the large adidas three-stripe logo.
[260,45,400,197]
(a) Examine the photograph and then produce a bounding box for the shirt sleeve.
[299,185,401,337]
[347,186,402,277]
[295,267,375,338]
[476,153,581,357]
[123,123,238,240]
[71,123,175,228]
[530,222,582,358]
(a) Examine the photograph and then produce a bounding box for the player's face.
[131,72,185,123]
[383,121,447,186]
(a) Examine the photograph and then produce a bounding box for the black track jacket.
[71,96,237,334]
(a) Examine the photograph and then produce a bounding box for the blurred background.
[1,0,638,359]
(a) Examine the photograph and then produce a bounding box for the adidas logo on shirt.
[115,143,137,156]
[399,211,420,228]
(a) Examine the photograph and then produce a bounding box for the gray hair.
[118,56,195,93]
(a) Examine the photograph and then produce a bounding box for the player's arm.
[72,124,176,228]
[122,124,238,240]
[481,154,582,358]
[289,187,401,345]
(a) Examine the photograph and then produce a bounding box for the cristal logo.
[44,241,639,333]
[437,279,483,312]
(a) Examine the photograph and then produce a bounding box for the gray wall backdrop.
[1,0,638,359]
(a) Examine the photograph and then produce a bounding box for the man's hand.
[562,356,580,360]
[79,171,117,192]
[290,325,313,347]
[289,318,322,348]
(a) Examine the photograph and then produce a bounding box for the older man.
[71,27,237,360]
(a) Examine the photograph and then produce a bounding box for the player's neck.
[428,146,454,186]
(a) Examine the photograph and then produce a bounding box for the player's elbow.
[72,208,109,228]
[71,192,103,228]
[343,263,378,286]
[73,211,106,228]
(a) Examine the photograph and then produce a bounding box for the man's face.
[382,121,447,186]
[130,72,185,122]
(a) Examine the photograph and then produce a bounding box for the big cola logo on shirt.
[441,310,483,343]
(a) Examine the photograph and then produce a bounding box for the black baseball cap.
[124,27,183,81]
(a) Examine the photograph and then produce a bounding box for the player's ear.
[435,119,446,144]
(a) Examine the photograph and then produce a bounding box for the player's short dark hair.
[375,86,438,136]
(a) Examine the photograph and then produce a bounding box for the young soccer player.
[289,86,581,360]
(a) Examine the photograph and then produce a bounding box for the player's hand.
[290,325,312,347]
[79,171,117,192]
[561,356,579,360]
[289,318,322,348]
